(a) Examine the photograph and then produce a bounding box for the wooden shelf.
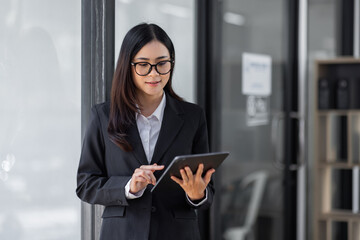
[318,162,360,169]
[314,58,360,240]
[318,110,360,116]
[320,211,360,221]
[316,57,360,64]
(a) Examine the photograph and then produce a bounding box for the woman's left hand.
[171,164,215,201]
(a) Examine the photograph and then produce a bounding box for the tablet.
[151,152,229,192]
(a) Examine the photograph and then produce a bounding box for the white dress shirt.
[136,94,166,163]
[125,93,207,206]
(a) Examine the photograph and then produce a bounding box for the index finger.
[140,165,164,172]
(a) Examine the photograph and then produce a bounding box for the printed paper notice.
[242,53,272,96]
[246,95,269,126]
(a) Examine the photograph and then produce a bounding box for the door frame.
[81,0,114,239]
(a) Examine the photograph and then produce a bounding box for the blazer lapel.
[127,123,148,166]
[151,94,184,165]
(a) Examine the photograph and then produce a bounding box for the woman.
[76,23,215,240]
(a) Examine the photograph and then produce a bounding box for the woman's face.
[132,40,172,100]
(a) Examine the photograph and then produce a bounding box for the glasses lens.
[135,63,151,76]
[156,61,172,74]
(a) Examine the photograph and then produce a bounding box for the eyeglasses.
[131,60,174,76]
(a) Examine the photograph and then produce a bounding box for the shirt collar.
[136,93,166,122]
[151,93,166,122]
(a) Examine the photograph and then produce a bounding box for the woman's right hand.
[129,164,164,194]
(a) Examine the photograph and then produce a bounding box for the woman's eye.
[157,61,167,66]
[138,63,149,67]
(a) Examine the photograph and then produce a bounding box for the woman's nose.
[148,65,160,76]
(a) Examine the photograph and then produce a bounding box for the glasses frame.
[131,60,174,76]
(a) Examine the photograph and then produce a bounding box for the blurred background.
[0,0,80,239]
[0,0,359,240]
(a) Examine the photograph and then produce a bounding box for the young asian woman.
[76,23,215,240]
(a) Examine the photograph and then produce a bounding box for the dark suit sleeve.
[186,108,214,210]
[76,106,130,207]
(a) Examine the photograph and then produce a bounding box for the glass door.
[0,0,81,239]
[217,0,288,239]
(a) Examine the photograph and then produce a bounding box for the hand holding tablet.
[171,163,216,200]
[151,152,229,192]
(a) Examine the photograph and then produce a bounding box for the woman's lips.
[146,80,161,86]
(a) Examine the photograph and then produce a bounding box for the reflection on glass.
[1,154,16,173]
[0,171,9,182]
[222,171,268,240]
[0,0,81,239]
[219,0,285,239]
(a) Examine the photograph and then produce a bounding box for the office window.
[0,1,81,239]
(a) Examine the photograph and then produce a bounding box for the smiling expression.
[132,40,172,100]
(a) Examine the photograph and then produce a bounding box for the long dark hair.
[108,23,182,151]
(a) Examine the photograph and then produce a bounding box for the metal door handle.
[271,112,285,169]
[271,112,303,170]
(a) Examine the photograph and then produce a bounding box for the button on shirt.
[125,93,207,206]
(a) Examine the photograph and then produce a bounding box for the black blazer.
[76,94,214,240]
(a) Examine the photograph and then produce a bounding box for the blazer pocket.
[102,205,126,218]
[172,209,197,219]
